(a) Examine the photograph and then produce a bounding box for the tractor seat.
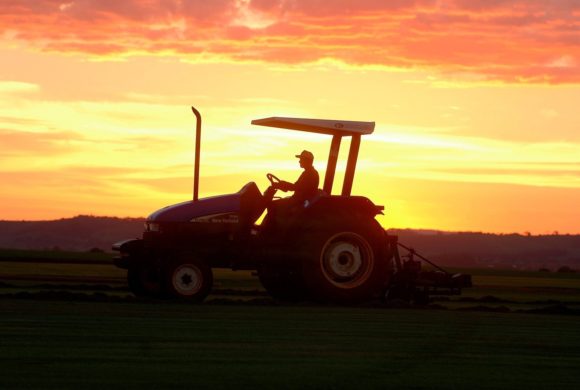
[238,181,266,226]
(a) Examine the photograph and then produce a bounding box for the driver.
[276,150,319,204]
[264,150,320,225]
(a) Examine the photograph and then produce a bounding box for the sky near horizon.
[1,0,579,234]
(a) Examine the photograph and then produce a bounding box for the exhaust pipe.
[191,106,201,201]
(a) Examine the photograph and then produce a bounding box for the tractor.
[113,107,471,304]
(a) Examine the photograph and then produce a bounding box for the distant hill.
[0,215,144,252]
[0,216,579,271]
[389,229,580,271]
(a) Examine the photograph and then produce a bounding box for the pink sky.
[3,0,579,82]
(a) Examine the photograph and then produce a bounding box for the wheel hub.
[320,232,374,289]
[325,242,362,279]
[173,264,202,296]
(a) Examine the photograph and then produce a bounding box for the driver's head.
[295,150,314,168]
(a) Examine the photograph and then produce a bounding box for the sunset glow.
[1,0,579,233]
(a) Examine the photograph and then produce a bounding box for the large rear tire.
[300,220,389,304]
[164,256,213,303]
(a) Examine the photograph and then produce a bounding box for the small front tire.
[164,256,213,302]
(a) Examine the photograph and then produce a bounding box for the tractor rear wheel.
[127,264,162,298]
[258,265,308,302]
[300,221,389,304]
[164,256,213,302]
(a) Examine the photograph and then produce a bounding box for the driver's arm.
[277,180,294,192]
[280,171,309,192]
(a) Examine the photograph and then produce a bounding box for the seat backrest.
[238,182,266,226]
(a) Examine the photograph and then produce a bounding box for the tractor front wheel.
[164,256,213,302]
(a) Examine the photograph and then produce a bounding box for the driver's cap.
[295,150,314,162]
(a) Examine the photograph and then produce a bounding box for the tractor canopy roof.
[251,117,374,136]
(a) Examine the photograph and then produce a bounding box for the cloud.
[432,166,580,178]
[0,0,580,83]
[0,128,79,156]
[421,164,580,190]
[1,1,579,82]
[0,81,40,94]
[0,165,135,195]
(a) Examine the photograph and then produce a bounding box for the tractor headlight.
[145,222,160,232]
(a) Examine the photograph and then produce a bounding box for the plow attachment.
[384,235,472,303]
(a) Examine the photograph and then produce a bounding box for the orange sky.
[1,0,579,234]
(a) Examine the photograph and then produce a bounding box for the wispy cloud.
[0,81,40,93]
[2,0,579,83]
[0,128,79,156]
[363,130,580,189]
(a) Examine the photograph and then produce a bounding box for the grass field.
[2,249,580,388]
[2,300,580,389]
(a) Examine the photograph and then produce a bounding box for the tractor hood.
[147,182,263,223]
[148,194,241,223]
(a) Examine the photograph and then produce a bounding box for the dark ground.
[1,299,580,389]
[2,250,580,389]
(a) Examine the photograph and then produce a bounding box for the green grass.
[3,253,580,388]
[459,270,580,307]
[1,300,580,389]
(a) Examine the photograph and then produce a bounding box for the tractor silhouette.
[113,107,471,304]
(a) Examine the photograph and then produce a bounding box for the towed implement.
[113,107,471,304]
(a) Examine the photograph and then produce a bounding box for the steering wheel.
[266,173,281,186]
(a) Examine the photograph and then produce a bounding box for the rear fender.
[307,195,383,218]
